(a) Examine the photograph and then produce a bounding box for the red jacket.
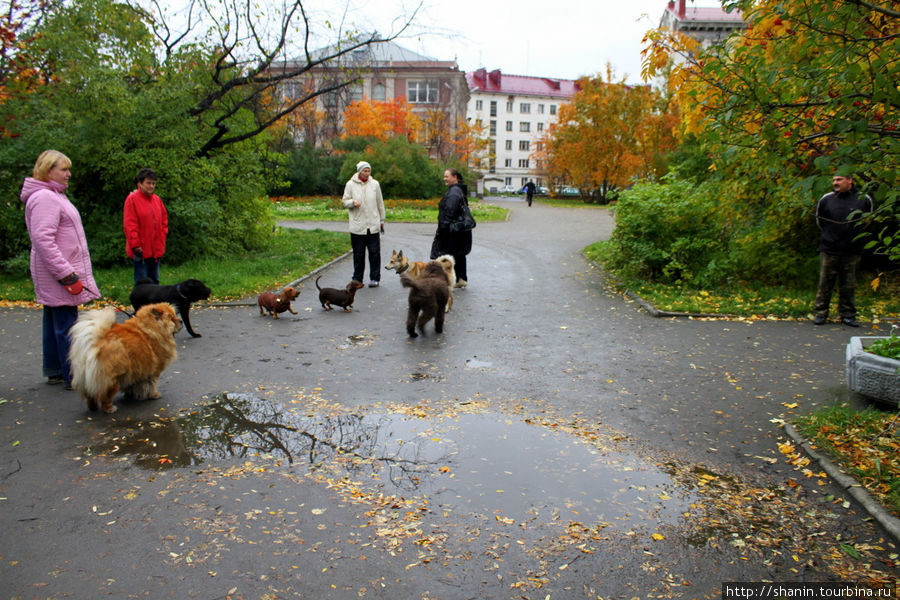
[123,189,168,259]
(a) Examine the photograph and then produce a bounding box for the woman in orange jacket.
[123,168,168,284]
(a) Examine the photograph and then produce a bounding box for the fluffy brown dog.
[400,262,451,338]
[68,303,181,414]
[257,286,300,319]
[316,276,364,312]
[386,250,456,311]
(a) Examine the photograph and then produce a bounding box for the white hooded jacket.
[342,173,385,235]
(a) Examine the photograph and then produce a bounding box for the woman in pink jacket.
[123,167,168,284]
[21,150,101,389]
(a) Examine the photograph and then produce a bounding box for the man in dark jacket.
[812,170,873,326]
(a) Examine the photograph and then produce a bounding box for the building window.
[550,104,557,115]
[475,118,483,128]
[537,122,544,132]
[490,100,497,116]
[537,103,545,114]
[489,120,497,136]
[521,177,529,186]
[323,91,340,108]
[408,81,438,104]
[505,121,513,131]
[519,122,531,132]
[506,101,513,112]
[350,83,363,103]
[518,159,530,168]
[475,99,483,111]
[372,83,386,101]
[505,177,512,185]
[519,140,530,151]
[504,159,512,167]
[505,140,513,150]
[520,103,531,113]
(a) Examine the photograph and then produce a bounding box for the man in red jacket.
[124,168,168,284]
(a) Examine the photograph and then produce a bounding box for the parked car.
[558,186,580,197]
[501,185,518,193]
[537,186,549,196]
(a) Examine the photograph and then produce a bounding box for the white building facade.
[465,69,579,195]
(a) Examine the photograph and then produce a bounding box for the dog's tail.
[399,273,422,290]
[68,308,117,397]
[315,276,323,291]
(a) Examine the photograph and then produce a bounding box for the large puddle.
[87,394,694,523]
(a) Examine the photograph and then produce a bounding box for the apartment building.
[465,68,579,195]
[274,38,469,158]
[659,0,745,47]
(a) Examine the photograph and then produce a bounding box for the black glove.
[132,247,143,260]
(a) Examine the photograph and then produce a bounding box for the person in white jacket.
[342,161,385,287]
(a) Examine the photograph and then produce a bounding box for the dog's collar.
[397,263,409,274]
[175,284,189,301]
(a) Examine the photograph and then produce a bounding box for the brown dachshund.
[316,277,364,312]
[257,286,300,319]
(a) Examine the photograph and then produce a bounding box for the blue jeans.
[133,258,160,285]
[350,231,380,283]
[42,305,78,383]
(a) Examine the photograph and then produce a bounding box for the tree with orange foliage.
[450,119,490,170]
[536,66,676,203]
[342,97,420,141]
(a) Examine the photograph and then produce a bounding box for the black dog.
[315,276,364,312]
[130,278,212,338]
[400,262,450,338]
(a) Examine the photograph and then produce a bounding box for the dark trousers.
[133,258,160,285]
[814,252,861,319]
[42,305,78,383]
[350,231,380,283]
[454,253,467,282]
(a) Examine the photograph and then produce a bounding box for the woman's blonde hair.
[32,150,72,181]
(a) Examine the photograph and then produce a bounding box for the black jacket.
[432,183,472,258]
[816,188,873,255]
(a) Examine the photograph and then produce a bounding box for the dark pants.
[133,258,160,285]
[42,305,78,384]
[350,231,380,283]
[814,252,861,319]
[526,192,534,206]
[454,254,467,282]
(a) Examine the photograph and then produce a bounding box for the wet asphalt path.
[1,198,896,599]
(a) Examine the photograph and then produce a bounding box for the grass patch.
[269,195,509,223]
[584,242,900,320]
[537,197,612,209]
[0,228,348,306]
[794,404,900,517]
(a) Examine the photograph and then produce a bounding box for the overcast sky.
[333,0,727,83]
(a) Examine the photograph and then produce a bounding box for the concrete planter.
[845,337,900,406]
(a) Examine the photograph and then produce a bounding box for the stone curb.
[783,422,900,544]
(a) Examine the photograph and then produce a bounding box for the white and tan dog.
[385,249,456,311]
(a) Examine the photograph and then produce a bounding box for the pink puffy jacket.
[21,177,101,307]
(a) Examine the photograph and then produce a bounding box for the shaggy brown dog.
[316,276,365,312]
[386,250,456,311]
[400,261,450,338]
[257,286,300,319]
[68,303,181,414]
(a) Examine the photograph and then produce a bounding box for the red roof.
[466,69,580,98]
[665,1,743,23]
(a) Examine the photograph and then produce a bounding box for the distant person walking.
[21,150,101,389]
[523,181,536,207]
[812,169,872,327]
[123,168,168,285]
[431,168,473,287]
[342,161,385,288]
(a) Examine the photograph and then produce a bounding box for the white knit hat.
[356,161,371,173]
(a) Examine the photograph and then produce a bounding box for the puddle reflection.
[87,394,694,523]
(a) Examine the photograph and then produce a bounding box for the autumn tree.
[450,119,490,171]
[0,0,420,269]
[642,0,899,263]
[342,97,420,141]
[536,66,676,203]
